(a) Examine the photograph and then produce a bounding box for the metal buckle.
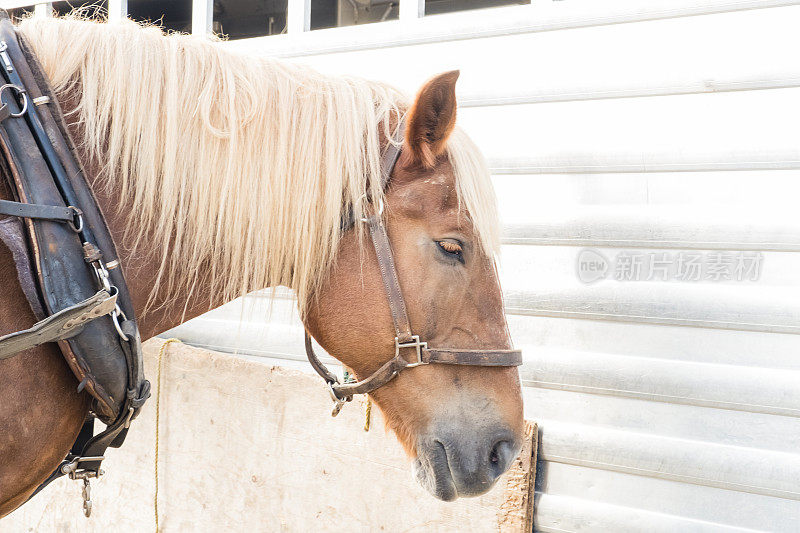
[395,335,428,367]
[359,196,385,222]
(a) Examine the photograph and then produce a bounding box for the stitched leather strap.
[0,198,78,223]
[424,348,522,367]
[327,349,522,399]
[367,215,413,343]
[0,290,117,360]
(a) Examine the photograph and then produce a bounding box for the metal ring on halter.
[0,84,28,117]
[327,382,350,417]
[67,206,84,233]
[327,381,343,403]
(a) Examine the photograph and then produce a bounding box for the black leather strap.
[0,198,79,223]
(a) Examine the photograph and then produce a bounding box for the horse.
[0,15,524,516]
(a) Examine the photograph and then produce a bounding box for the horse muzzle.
[413,421,521,501]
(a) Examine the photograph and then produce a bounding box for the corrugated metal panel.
[167,2,800,531]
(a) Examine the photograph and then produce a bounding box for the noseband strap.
[304,118,522,413]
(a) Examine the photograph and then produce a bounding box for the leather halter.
[304,120,522,415]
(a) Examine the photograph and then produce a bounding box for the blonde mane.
[17,16,499,313]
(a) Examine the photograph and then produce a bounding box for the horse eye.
[437,240,463,258]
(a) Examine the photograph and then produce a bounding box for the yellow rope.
[364,396,372,432]
[154,338,181,533]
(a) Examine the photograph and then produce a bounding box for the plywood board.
[5,339,537,532]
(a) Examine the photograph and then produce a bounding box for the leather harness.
[304,121,522,416]
[0,13,148,515]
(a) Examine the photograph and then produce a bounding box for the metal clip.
[327,382,348,417]
[0,41,13,72]
[82,478,92,517]
[88,258,130,342]
[359,197,385,222]
[90,260,112,293]
[60,456,103,517]
[111,303,130,341]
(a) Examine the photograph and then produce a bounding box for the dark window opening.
[214,0,288,40]
[7,7,34,22]
[425,0,529,16]
[128,0,193,33]
[53,1,108,17]
[9,0,529,40]
[8,1,108,23]
[311,0,398,31]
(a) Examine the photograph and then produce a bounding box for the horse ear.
[404,70,460,168]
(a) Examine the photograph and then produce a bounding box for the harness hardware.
[0,40,12,72]
[396,335,428,367]
[0,24,148,515]
[0,82,27,117]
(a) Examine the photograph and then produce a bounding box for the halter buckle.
[396,335,428,367]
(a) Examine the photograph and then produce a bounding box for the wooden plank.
[4,339,538,531]
[498,421,538,531]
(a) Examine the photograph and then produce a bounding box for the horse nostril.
[489,439,514,477]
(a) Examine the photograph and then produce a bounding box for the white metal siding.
[167,2,800,530]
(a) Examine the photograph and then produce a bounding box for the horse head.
[304,71,525,501]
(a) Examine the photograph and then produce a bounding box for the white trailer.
[7,0,798,529]
[171,1,800,530]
